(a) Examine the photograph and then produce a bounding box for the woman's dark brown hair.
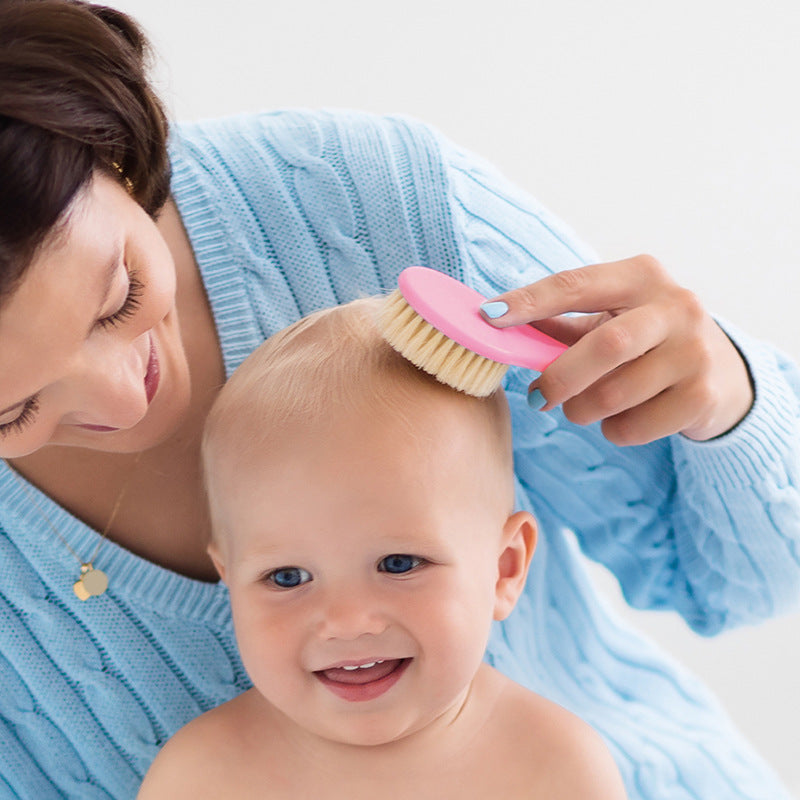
[0,0,171,298]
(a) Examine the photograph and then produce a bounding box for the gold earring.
[111,161,134,194]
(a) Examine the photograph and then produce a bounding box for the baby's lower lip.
[314,658,410,702]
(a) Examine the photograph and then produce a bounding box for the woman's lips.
[314,658,410,702]
[144,335,160,404]
[76,423,120,432]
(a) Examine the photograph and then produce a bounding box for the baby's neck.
[293,683,476,765]
[252,664,503,790]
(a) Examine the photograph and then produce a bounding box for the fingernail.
[527,388,546,411]
[480,301,509,319]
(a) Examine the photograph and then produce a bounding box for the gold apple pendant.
[73,564,110,601]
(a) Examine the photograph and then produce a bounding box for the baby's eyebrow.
[238,545,285,562]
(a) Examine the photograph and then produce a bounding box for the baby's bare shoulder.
[137,690,274,800]
[485,670,628,799]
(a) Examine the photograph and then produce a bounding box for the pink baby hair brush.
[379,266,567,398]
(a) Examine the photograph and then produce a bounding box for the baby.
[138,297,627,799]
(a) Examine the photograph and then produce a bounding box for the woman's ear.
[493,510,537,621]
[206,539,227,583]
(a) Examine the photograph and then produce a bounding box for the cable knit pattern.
[1,109,798,799]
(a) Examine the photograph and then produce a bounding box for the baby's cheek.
[230,591,284,657]
[233,611,294,697]
[425,591,492,664]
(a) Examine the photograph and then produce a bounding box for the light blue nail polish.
[527,388,546,411]
[480,301,509,319]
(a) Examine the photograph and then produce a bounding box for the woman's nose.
[66,334,151,429]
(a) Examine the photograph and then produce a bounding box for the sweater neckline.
[0,461,231,623]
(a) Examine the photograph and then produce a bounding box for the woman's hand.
[481,255,754,445]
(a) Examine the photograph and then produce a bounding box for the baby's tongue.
[323,659,401,685]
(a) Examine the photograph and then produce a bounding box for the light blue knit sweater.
[1,110,798,799]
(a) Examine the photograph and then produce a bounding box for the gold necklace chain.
[6,453,142,600]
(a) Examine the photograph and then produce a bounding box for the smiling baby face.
[203,298,535,747]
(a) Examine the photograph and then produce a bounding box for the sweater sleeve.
[435,128,800,635]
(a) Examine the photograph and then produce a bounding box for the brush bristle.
[378,289,508,397]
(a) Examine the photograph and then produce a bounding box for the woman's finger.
[533,304,670,409]
[527,311,611,347]
[558,341,688,428]
[598,382,711,446]
[481,255,668,328]
[538,316,753,442]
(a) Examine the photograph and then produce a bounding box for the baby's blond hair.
[202,296,513,529]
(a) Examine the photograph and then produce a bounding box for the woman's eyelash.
[0,395,41,438]
[96,270,144,330]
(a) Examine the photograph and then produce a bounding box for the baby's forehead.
[212,406,510,532]
[222,396,511,514]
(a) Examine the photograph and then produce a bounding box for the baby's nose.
[317,586,389,641]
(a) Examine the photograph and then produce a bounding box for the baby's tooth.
[340,659,384,671]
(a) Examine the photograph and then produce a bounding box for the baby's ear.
[206,539,227,583]
[493,511,537,621]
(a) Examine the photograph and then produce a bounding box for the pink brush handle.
[398,267,567,372]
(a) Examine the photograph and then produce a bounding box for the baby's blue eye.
[266,567,312,589]
[378,554,422,574]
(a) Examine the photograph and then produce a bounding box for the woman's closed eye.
[96,270,144,331]
[378,554,426,575]
[0,271,145,440]
[264,566,313,589]
[0,395,41,439]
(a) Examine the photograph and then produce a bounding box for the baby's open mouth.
[314,658,411,701]
[318,658,406,685]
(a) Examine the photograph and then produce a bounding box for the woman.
[1,2,798,798]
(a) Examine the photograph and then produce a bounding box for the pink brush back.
[398,267,566,372]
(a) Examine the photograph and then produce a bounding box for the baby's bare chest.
[217,741,542,800]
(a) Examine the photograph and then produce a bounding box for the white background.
[115,0,800,792]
